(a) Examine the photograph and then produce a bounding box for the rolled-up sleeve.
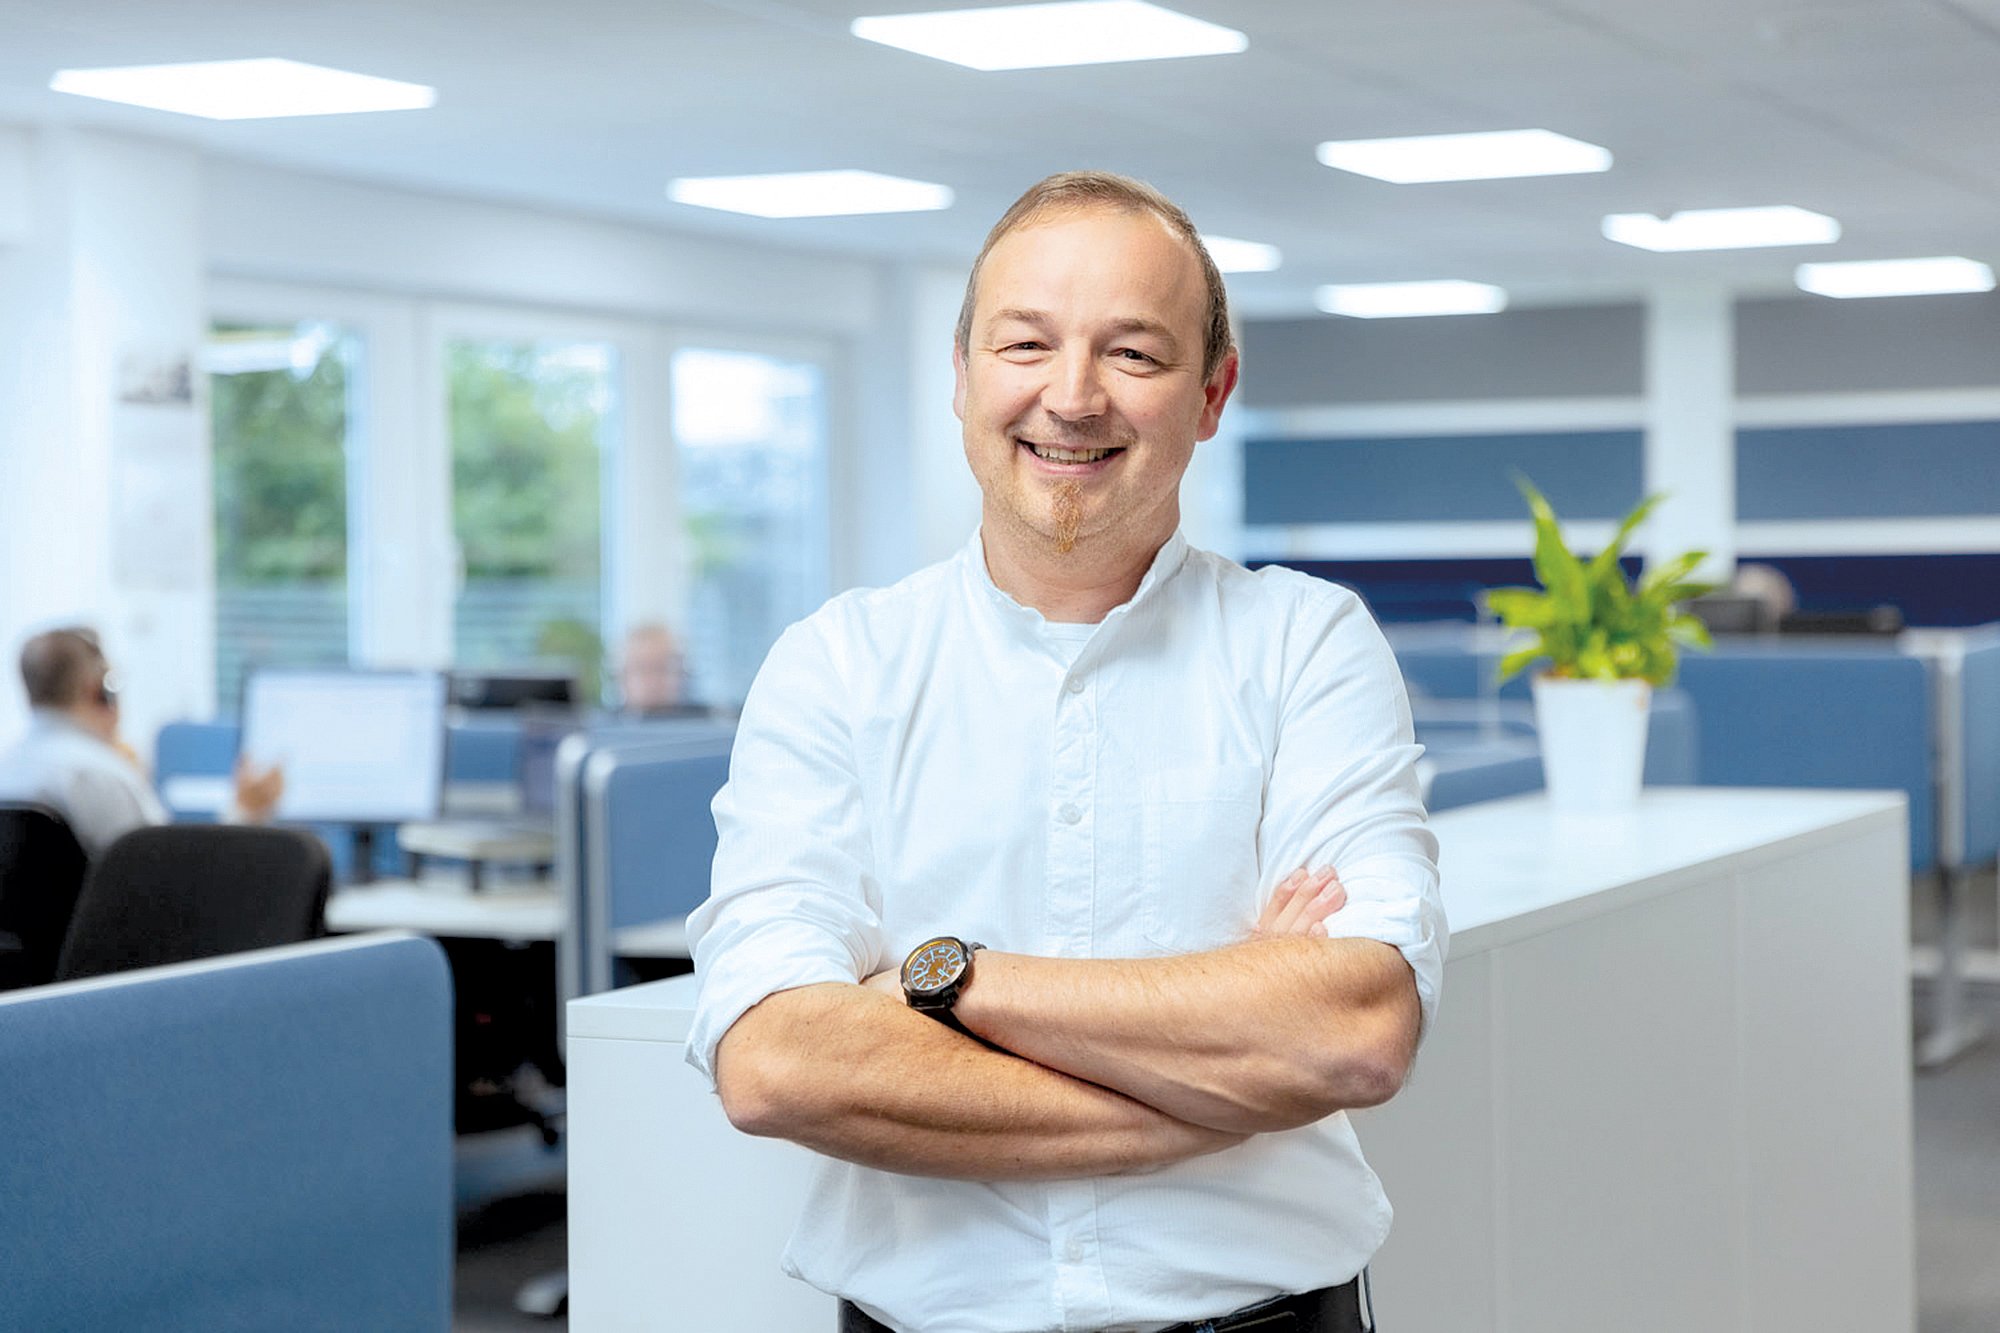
[684,616,885,1087]
[1258,586,1448,1037]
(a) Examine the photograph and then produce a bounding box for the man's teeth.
[1030,444,1118,463]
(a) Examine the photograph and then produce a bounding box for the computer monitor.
[242,669,447,823]
[448,671,578,711]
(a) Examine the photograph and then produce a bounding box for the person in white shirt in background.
[686,172,1446,1333]
[0,627,284,858]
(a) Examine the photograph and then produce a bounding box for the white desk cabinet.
[566,789,1914,1333]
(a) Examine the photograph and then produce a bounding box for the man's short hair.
[954,170,1234,380]
[20,627,107,709]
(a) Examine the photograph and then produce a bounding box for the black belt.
[838,1277,1366,1332]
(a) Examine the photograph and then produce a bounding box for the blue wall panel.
[1737,419,2000,519]
[1243,431,1644,525]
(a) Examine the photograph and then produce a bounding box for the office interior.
[2,1,1997,1329]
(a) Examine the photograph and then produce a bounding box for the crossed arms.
[713,866,1423,1181]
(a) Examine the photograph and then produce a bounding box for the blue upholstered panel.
[1424,742,1545,812]
[1243,431,1643,526]
[1263,557,1644,625]
[598,748,733,929]
[0,935,454,1331]
[1738,419,2000,519]
[1675,648,1934,870]
[1959,636,2000,866]
[445,718,523,782]
[154,720,240,780]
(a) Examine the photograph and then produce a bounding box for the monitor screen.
[448,672,577,711]
[242,670,447,823]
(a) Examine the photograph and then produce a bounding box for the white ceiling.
[2,0,1997,314]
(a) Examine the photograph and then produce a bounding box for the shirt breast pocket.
[1139,764,1264,953]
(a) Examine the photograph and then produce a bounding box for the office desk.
[327,873,561,942]
[565,789,1914,1333]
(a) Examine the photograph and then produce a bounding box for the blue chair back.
[0,934,454,1330]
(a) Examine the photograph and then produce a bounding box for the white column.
[1643,285,1736,577]
[0,128,210,745]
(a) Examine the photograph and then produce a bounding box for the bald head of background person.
[0,627,283,856]
[616,622,688,715]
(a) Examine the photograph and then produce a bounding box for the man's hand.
[1252,863,1346,940]
[232,757,286,823]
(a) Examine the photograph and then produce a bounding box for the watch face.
[904,938,966,996]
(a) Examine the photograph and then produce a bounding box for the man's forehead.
[974,206,1204,324]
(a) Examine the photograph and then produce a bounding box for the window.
[672,347,829,706]
[448,338,615,701]
[208,321,357,711]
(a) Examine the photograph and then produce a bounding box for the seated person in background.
[0,627,284,857]
[615,622,698,716]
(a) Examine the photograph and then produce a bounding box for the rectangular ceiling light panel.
[1314,129,1612,184]
[1602,206,1840,252]
[668,170,955,218]
[1314,280,1508,318]
[49,58,435,119]
[1201,235,1282,273]
[1795,256,1996,298]
[851,1,1247,71]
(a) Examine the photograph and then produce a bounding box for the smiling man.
[686,172,1445,1333]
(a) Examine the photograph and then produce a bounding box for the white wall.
[0,129,211,747]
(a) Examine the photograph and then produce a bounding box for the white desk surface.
[569,787,1906,1044]
[326,872,561,941]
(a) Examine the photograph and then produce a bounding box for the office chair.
[0,803,91,991]
[55,824,331,982]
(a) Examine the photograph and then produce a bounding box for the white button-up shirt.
[687,530,1446,1333]
[0,710,167,858]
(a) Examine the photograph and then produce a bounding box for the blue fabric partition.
[0,934,454,1330]
[589,742,734,931]
[444,717,524,782]
[1738,419,2000,519]
[1674,647,1935,871]
[1958,635,2000,867]
[1243,431,1643,526]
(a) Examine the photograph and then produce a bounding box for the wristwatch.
[901,935,984,1035]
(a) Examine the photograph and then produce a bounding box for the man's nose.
[1041,348,1107,422]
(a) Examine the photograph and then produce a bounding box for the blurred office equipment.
[1684,592,1773,636]
[449,670,578,711]
[56,824,330,981]
[0,934,454,1330]
[242,667,447,824]
[0,802,90,990]
[1779,606,1906,636]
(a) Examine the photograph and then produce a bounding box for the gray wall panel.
[1239,306,1645,407]
[1737,293,2000,394]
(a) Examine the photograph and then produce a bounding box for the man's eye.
[1112,348,1158,365]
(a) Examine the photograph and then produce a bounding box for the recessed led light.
[49,58,435,120]
[851,1,1247,71]
[1602,206,1840,252]
[1201,235,1282,273]
[1795,256,1996,299]
[667,170,954,218]
[1314,129,1612,184]
[1314,281,1508,319]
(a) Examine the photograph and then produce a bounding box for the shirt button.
[1057,802,1082,825]
[1062,1236,1085,1262]
[1065,675,1085,695]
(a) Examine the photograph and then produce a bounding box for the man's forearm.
[714,981,1245,1179]
[953,937,1421,1135]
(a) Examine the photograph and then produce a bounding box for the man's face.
[954,207,1237,561]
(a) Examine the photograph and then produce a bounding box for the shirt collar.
[960,526,1191,631]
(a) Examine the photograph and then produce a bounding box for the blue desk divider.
[1953,634,2000,867]
[1675,647,1935,871]
[579,736,735,996]
[0,934,454,1330]
[552,721,737,1008]
[444,716,524,783]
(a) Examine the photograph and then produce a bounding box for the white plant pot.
[1530,675,1652,812]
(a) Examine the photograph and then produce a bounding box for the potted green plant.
[1484,479,1716,810]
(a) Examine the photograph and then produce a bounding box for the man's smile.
[1017,438,1127,470]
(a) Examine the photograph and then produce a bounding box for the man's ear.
[1196,349,1240,442]
[951,341,968,422]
